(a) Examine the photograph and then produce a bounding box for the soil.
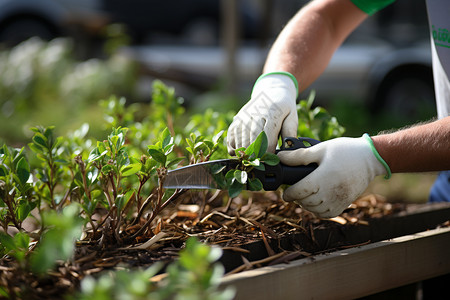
[1,190,450,299]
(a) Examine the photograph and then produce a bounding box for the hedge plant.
[0,59,344,299]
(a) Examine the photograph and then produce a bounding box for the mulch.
[0,190,408,299]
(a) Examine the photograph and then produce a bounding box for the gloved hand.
[277,134,391,218]
[227,72,299,154]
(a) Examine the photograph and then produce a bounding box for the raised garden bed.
[1,79,447,299]
[221,226,450,299]
[218,201,450,274]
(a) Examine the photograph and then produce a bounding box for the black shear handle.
[254,137,320,191]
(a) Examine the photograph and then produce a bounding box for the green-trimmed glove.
[227,72,299,154]
[278,134,391,218]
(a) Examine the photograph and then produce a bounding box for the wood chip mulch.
[0,190,411,299]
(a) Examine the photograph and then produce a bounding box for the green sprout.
[225,131,279,198]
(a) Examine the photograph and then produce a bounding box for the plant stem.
[125,189,185,242]
[4,192,21,230]
[132,193,156,226]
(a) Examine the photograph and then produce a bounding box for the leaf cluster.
[74,237,234,300]
[224,132,279,198]
[297,91,345,140]
[0,79,345,299]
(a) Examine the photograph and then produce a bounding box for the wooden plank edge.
[220,227,450,300]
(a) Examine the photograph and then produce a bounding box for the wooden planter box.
[219,203,450,299]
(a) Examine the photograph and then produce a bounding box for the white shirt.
[426,0,450,118]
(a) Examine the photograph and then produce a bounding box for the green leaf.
[28,143,44,155]
[161,128,172,149]
[88,148,107,162]
[306,89,316,109]
[16,157,30,186]
[97,141,107,154]
[147,147,166,166]
[243,158,260,167]
[101,164,113,174]
[261,152,280,166]
[144,157,157,171]
[0,165,7,177]
[87,169,99,185]
[228,180,243,198]
[253,164,265,171]
[164,143,174,155]
[32,133,48,149]
[120,163,141,177]
[210,163,226,175]
[17,200,34,222]
[14,232,30,250]
[225,170,235,181]
[0,233,17,252]
[244,143,255,157]
[115,194,127,211]
[255,131,268,158]
[248,178,263,191]
[212,130,224,144]
[234,170,247,184]
[166,157,184,168]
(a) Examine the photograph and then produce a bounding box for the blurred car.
[0,0,261,47]
[122,0,435,121]
[100,0,261,45]
[0,0,108,47]
[122,34,434,120]
[306,36,434,119]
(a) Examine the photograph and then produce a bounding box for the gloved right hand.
[277,134,391,218]
[227,72,299,155]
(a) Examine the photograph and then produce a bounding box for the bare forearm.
[263,0,367,91]
[372,117,450,173]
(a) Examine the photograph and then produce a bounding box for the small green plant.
[30,204,84,274]
[0,145,35,233]
[0,79,346,299]
[0,231,30,267]
[74,237,234,300]
[28,126,68,210]
[297,91,345,140]
[0,38,138,144]
[185,131,224,164]
[223,131,279,198]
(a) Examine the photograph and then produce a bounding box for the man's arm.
[277,117,450,218]
[372,116,450,173]
[226,0,368,154]
[264,0,368,91]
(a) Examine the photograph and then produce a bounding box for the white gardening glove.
[227,72,299,154]
[277,134,391,218]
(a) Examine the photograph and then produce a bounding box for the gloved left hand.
[277,134,390,218]
[227,72,298,154]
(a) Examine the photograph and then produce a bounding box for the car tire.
[374,67,436,121]
[0,18,57,46]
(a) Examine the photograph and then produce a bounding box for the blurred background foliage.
[0,37,138,145]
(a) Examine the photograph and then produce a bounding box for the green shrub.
[0,71,344,298]
[0,38,138,144]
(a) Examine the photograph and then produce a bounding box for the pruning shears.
[163,137,320,191]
